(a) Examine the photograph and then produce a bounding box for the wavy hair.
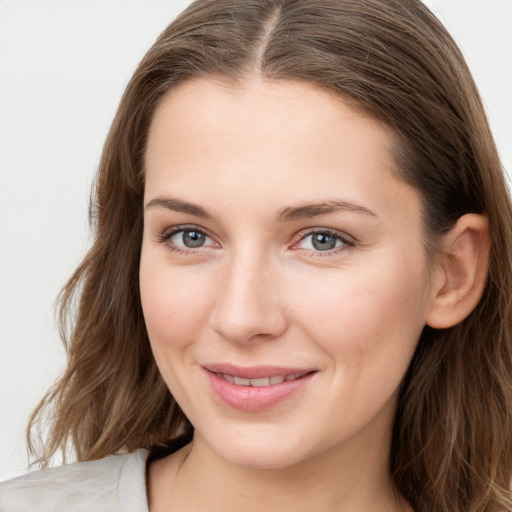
[28,1,512,510]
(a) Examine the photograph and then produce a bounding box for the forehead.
[144,78,420,223]
[146,78,391,159]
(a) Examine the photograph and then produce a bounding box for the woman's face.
[140,78,439,469]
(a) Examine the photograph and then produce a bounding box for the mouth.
[213,371,311,387]
[203,364,316,411]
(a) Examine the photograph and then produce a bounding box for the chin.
[198,424,313,470]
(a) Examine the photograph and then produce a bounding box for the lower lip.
[205,370,315,412]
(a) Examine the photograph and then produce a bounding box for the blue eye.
[158,226,216,252]
[171,229,209,248]
[297,231,352,252]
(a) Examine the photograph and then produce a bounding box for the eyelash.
[292,228,355,257]
[157,224,216,255]
[156,225,355,256]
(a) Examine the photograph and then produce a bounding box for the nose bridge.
[210,244,286,344]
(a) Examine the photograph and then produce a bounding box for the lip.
[203,364,316,412]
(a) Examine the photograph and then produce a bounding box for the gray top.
[0,449,150,512]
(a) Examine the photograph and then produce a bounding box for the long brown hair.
[29,1,512,510]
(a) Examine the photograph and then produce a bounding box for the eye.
[172,229,209,248]
[158,226,218,253]
[295,229,354,253]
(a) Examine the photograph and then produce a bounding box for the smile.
[204,365,316,412]
[215,372,309,387]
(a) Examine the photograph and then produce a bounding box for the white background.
[1,0,511,480]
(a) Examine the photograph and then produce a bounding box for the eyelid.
[158,224,208,241]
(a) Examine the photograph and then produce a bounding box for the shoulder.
[0,449,149,512]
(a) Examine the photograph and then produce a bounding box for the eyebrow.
[144,197,212,218]
[144,196,376,221]
[275,200,377,222]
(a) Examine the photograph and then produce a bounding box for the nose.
[210,250,288,344]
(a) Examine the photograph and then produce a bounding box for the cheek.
[291,257,430,365]
[139,261,214,350]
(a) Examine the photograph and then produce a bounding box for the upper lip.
[203,363,315,379]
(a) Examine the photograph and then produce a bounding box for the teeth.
[250,377,271,387]
[285,373,304,382]
[219,372,305,386]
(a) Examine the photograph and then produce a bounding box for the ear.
[426,214,490,329]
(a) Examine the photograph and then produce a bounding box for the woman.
[1,0,511,511]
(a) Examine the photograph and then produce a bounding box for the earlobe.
[426,214,490,329]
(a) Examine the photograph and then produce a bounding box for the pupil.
[312,233,336,250]
[183,231,205,248]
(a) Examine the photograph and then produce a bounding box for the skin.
[139,78,487,511]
